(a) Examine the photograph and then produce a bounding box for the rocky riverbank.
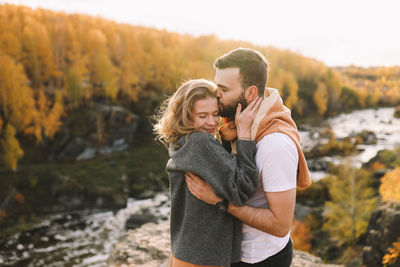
[0,104,170,238]
[107,221,344,267]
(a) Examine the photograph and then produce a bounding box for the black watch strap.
[216,199,229,213]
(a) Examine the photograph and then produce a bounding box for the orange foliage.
[14,193,25,204]
[371,161,386,171]
[380,167,400,202]
[291,219,313,252]
[382,237,400,265]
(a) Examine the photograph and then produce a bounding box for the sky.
[1,0,400,67]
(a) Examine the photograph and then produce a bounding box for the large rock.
[394,106,400,118]
[362,203,400,267]
[108,221,170,267]
[291,251,343,267]
[49,104,139,161]
[125,214,158,230]
[108,221,344,267]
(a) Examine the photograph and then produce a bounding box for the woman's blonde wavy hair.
[153,79,217,145]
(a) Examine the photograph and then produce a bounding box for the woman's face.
[192,97,220,136]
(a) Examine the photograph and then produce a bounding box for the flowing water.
[300,107,400,180]
[0,107,398,266]
[0,194,170,266]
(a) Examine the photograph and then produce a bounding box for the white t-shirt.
[240,132,298,264]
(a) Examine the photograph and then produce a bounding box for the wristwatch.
[216,199,229,213]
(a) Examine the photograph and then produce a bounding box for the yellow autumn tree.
[0,52,36,133]
[64,16,89,103]
[325,69,342,112]
[87,28,120,100]
[0,124,23,171]
[0,53,35,169]
[106,25,141,101]
[0,32,22,61]
[379,167,400,202]
[27,90,64,143]
[323,165,378,245]
[0,4,24,62]
[22,15,56,88]
[97,53,120,101]
[270,69,299,109]
[65,66,82,107]
[43,90,64,139]
[313,82,329,116]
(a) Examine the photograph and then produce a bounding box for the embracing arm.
[180,135,258,205]
[227,189,296,237]
[186,174,296,237]
[186,132,298,236]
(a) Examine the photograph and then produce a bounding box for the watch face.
[217,202,227,212]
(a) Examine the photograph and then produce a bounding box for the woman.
[153,79,262,267]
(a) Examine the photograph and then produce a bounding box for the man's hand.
[185,172,222,205]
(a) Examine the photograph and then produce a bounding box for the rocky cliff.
[47,104,139,161]
[362,203,400,267]
[108,221,344,267]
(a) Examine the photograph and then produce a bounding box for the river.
[0,107,398,266]
[301,107,400,180]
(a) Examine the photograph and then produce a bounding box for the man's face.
[215,67,247,118]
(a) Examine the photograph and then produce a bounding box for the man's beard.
[218,91,247,118]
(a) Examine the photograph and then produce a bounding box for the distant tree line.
[0,4,399,170]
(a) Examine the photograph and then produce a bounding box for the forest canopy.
[0,4,399,170]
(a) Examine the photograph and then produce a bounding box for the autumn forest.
[1,4,400,171]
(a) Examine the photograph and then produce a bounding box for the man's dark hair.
[214,48,270,96]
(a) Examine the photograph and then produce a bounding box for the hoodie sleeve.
[168,132,258,206]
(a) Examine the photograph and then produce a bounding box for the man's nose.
[216,89,222,98]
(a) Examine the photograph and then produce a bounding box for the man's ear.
[245,85,259,102]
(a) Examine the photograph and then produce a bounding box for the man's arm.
[228,189,295,237]
[185,174,295,237]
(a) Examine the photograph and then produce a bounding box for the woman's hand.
[235,96,262,140]
[185,172,222,205]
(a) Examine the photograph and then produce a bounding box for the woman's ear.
[245,85,259,102]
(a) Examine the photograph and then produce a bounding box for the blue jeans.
[231,239,293,267]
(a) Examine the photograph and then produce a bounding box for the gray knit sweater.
[166,131,258,266]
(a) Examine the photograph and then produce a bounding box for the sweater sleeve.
[170,132,258,206]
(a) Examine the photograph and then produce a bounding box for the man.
[185,48,311,267]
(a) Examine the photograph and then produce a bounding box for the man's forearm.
[227,203,291,237]
[228,189,296,237]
